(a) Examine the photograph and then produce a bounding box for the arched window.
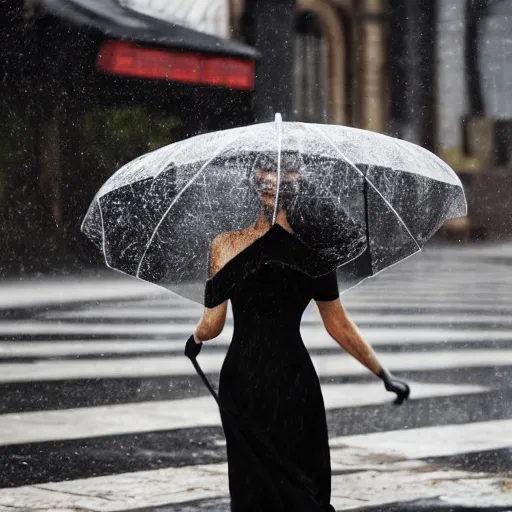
[293,11,329,123]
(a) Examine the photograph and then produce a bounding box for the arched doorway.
[293,1,348,124]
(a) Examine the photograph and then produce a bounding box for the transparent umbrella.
[81,114,467,304]
[81,113,464,510]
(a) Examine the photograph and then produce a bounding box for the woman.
[188,163,410,511]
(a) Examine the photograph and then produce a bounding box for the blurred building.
[233,0,389,131]
[0,0,259,272]
[435,0,512,241]
[0,0,511,275]
[230,0,512,241]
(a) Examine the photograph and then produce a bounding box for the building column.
[402,0,436,149]
[242,0,296,122]
[357,0,386,133]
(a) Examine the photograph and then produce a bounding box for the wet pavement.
[0,242,511,510]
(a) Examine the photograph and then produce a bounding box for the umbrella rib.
[97,199,109,267]
[148,141,190,192]
[396,135,462,187]
[303,123,421,251]
[272,113,283,224]
[388,135,447,185]
[97,197,121,273]
[387,136,467,216]
[135,130,243,278]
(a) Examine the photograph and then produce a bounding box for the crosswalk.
[1,244,512,511]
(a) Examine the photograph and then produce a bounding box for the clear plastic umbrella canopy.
[81,114,467,304]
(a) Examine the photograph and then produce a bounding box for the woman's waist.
[219,349,319,394]
[225,331,310,362]
[231,323,302,340]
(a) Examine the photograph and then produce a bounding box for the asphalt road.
[0,242,511,511]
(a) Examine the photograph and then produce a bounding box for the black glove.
[185,334,202,359]
[378,368,410,405]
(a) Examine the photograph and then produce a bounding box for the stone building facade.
[231,0,389,131]
[229,0,512,240]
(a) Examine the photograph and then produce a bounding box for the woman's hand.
[378,368,410,405]
[185,334,202,359]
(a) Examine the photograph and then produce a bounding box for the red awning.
[97,41,255,91]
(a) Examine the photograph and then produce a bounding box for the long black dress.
[203,223,339,512]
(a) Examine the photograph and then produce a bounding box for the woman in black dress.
[189,165,410,511]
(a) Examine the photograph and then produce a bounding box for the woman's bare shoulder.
[211,230,240,251]
[210,230,246,273]
[212,228,261,266]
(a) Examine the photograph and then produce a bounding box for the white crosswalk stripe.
[1,350,512,382]
[0,382,487,446]
[1,244,512,511]
[2,329,512,359]
[41,307,512,325]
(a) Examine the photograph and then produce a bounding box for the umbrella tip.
[274,112,282,129]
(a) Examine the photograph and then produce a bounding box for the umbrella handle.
[190,356,221,404]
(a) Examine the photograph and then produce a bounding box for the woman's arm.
[193,234,228,343]
[194,302,228,342]
[316,297,410,404]
[315,298,382,375]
